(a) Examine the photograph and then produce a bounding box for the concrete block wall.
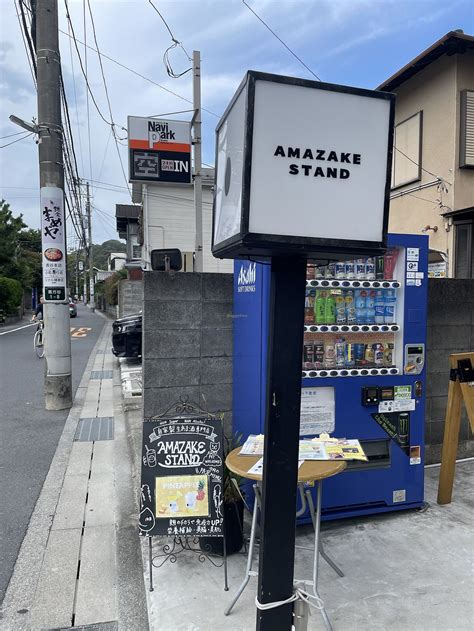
[142,272,233,435]
[119,280,144,317]
[425,279,474,464]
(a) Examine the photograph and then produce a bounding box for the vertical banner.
[40,186,67,302]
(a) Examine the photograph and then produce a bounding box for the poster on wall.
[139,416,224,537]
[41,186,67,302]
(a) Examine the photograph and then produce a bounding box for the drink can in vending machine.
[335,261,346,279]
[335,339,345,367]
[326,262,336,279]
[398,413,409,446]
[375,255,385,280]
[354,343,365,365]
[384,343,394,367]
[345,260,356,279]
[345,343,355,368]
[365,344,375,365]
[335,294,346,325]
[345,289,357,324]
[373,343,385,366]
[314,341,325,369]
[315,266,325,279]
[306,264,316,280]
[324,343,336,368]
[366,257,376,280]
[355,258,366,280]
[303,342,315,369]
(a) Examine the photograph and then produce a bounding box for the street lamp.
[9,114,39,134]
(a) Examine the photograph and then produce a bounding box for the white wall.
[143,182,233,274]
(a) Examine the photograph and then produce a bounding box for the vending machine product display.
[233,234,428,520]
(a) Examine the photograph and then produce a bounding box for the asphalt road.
[0,304,106,604]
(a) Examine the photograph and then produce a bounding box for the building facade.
[379,30,474,278]
[136,168,232,274]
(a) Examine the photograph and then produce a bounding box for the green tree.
[18,228,42,290]
[0,276,23,314]
[0,200,28,285]
[91,239,126,269]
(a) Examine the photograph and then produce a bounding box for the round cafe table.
[224,447,347,631]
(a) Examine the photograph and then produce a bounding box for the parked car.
[112,312,142,358]
[69,299,77,318]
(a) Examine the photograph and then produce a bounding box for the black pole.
[256,256,306,631]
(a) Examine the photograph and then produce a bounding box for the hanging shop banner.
[139,416,224,537]
[212,71,395,260]
[41,186,67,302]
[128,116,191,184]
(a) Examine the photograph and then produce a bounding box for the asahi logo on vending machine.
[237,262,256,292]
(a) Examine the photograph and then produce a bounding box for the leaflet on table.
[247,458,304,476]
[240,434,265,455]
[240,435,367,461]
[240,435,329,460]
[324,440,367,461]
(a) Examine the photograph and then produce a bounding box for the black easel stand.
[256,256,307,631]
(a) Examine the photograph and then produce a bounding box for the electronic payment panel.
[232,234,428,520]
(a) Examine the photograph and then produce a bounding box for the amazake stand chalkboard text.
[139,398,228,591]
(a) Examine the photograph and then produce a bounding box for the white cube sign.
[212,72,395,260]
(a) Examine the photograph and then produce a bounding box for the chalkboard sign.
[139,415,224,537]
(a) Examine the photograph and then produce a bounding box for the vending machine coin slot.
[404,343,425,375]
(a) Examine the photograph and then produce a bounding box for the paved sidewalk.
[0,319,148,631]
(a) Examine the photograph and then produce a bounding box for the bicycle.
[33,319,45,358]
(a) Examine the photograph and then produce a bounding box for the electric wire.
[18,0,36,77]
[88,179,214,206]
[86,0,131,199]
[0,130,34,140]
[57,28,220,118]
[14,0,36,87]
[148,0,193,79]
[82,0,93,182]
[0,132,34,149]
[242,0,321,81]
[67,17,86,177]
[394,146,448,183]
[63,1,115,129]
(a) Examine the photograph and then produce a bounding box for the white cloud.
[0,0,471,243]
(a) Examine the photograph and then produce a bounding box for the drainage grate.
[90,370,113,379]
[74,417,114,441]
[43,622,118,631]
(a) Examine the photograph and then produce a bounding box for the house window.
[391,111,423,189]
[460,90,474,169]
[454,220,474,279]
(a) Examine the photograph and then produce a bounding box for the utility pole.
[86,181,94,311]
[192,50,203,272]
[37,0,72,410]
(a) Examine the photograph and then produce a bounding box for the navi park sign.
[128,116,191,185]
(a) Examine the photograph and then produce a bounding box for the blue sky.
[0,0,473,244]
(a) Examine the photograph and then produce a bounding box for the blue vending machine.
[233,233,428,521]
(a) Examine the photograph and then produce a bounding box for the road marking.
[0,323,36,336]
[71,327,92,338]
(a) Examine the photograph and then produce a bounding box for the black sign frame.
[211,71,395,261]
[139,414,224,538]
[129,148,191,184]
